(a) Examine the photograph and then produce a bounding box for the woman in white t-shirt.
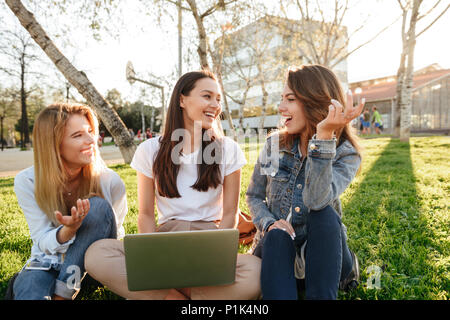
[8,103,127,300]
[85,70,261,300]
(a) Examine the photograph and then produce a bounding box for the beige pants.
[84,220,261,300]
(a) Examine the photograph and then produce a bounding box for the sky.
[346,1,450,82]
[2,0,449,102]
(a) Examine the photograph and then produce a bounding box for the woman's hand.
[316,90,365,140]
[55,198,90,232]
[268,219,296,240]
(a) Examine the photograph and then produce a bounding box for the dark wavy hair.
[276,64,361,157]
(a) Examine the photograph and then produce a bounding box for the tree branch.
[417,0,441,20]
[330,14,401,68]
[164,0,191,11]
[200,0,237,19]
[416,3,449,37]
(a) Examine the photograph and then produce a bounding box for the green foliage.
[0,136,448,300]
[99,97,161,136]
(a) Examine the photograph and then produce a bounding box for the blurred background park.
[0,0,449,300]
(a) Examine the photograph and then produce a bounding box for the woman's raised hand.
[316,90,365,139]
[55,198,90,231]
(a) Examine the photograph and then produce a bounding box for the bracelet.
[311,133,337,141]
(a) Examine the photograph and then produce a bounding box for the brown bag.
[237,211,257,245]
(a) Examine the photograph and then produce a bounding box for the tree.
[394,0,449,141]
[154,0,245,139]
[209,22,238,139]
[279,0,399,71]
[179,0,235,70]
[0,26,42,149]
[0,86,19,150]
[223,16,281,132]
[105,88,124,112]
[5,0,136,162]
[221,51,254,133]
[14,87,46,144]
[180,0,240,139]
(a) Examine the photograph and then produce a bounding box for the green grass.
[0,136,449,300]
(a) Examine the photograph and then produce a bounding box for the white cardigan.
[14,166,127,265]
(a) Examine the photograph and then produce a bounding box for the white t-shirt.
[130,136,246,224]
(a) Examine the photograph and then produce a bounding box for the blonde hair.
[33,103,105,226]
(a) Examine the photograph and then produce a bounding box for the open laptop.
[123,229,239,291]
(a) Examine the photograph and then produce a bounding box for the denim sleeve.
[245,139,277,232]
[303,138,361,211]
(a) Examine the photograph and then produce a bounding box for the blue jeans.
[256,205,353,300]
[13,197,117,300]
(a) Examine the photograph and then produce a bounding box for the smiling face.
[278,84,307,135]
[60,114,96,170]
[179,77,222,131]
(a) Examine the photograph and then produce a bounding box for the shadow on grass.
[340,138,441,299]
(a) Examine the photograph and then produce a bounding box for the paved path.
[0,145,125,178]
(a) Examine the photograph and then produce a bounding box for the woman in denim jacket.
[246,65,365,300]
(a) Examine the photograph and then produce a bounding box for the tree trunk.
[258,83,268,132]
[399,35,416,142]
[238,87,250,134]
[394,50,406,138]
[20,52,30,149]
[6,0,136,162]
[1,115,4,151]
[257,63,268,132]
[217,74,236,140]
[394,4,409,138]
[140,103,145,139]
[396,0,421,142]
[186,0,210,70]
[210,29,236,140]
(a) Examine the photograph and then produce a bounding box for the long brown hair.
[275,65,361,157]
[153,70,223,198]
[33,103,105,226]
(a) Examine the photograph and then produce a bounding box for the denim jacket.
[246,133,361,253]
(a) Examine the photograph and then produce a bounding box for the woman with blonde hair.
[10,103,127,300]
[247,65,364,300]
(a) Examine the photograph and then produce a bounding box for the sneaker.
[4,272,19,300]
[339,251,360,292]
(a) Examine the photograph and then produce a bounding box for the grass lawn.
[0,136,448,300]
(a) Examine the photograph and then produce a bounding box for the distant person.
[359,114,364,133]
[146,128,152,139]
[371,106,383,134]
[137,129,142,141]
[8,103,127,300]
[362,109,371,134]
